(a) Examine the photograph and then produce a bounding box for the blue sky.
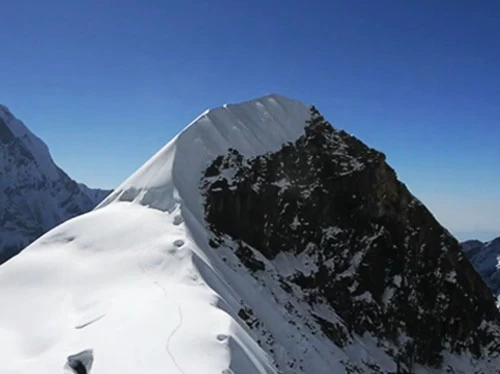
[1,1,498,240]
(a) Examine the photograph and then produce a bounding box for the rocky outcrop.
[202,106,500,370]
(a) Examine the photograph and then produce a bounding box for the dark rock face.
[202,107,500,369]
[65,349,94,374]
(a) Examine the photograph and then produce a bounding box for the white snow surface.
[1,95,497,373]
[1,203,277,373]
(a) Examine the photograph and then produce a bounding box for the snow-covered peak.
[99,94,310,218]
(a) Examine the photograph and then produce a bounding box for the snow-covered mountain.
[1,95,500,373]
[0,104,110,263]
[462,236,500,305]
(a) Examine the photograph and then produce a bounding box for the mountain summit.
[1,95,499,373]
[0,105,109,263]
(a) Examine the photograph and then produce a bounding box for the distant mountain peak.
[462,235,500,307]
[0,104,111,263]
[489,236,500,246]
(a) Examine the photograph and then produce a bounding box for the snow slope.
[0,203,276,373]
[1,95,498,373]
[0,105,110,263]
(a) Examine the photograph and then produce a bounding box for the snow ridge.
[99,94,310,220]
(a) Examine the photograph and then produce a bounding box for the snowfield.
[1,203,276,373]
[1,95,498,373]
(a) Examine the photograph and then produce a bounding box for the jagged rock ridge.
[202,106,500,370]
[0,104,110,263]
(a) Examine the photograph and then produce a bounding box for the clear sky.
[1,1,498,241]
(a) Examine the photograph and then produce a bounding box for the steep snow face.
[462,237,500,305]
[0,105,110,263]
[1,95,499,373]
[99,94,310,220]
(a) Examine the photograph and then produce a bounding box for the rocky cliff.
[202,106,500,371]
